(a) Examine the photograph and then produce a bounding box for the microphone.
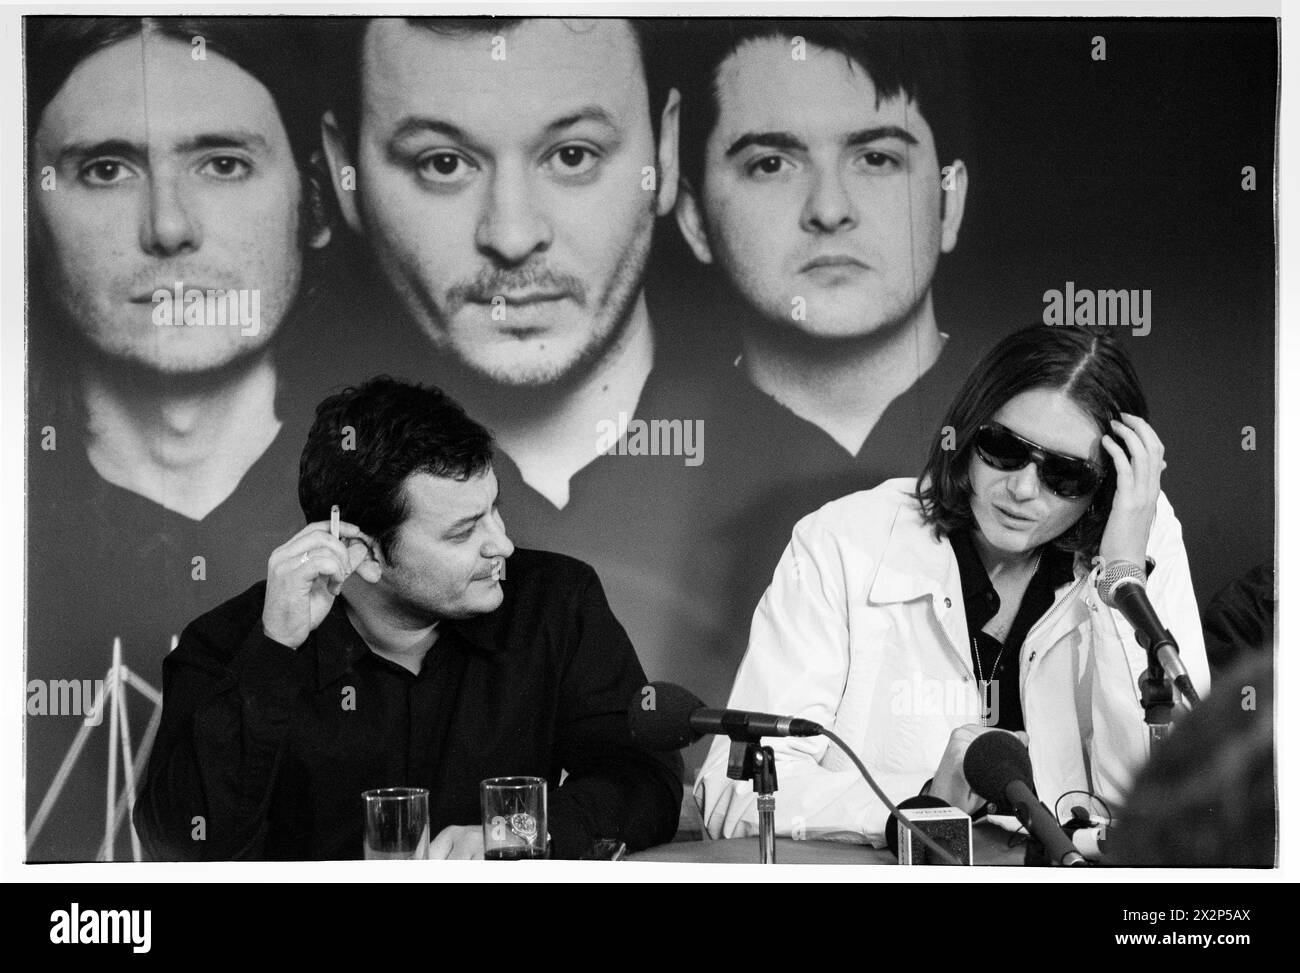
[1097,560,1199,705]
[628,682,823,751]
[963,730,1087,867]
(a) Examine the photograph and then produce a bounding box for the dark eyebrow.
[724,131,806,158]
[56,139,143,167]
[843,126,919,148]
[724,125,920,160]
[544,106,618,134]
[389,117,473,145]
[174,131,271,154]
[444,483,501,534]
[445,513,480,534]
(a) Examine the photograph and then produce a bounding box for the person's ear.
[653,88,681,217]
[302,149,334,251]
[321,110,363,235]
[347,539,383,584]
[674,174,714,266]
[939,160,969,254]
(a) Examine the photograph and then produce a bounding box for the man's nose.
[1006,463,1042,501]
[482,515,515,560]
[139,170,201,257]
[800,166,858,234]
[475,165,553,265]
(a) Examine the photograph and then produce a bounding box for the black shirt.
[949,528,1078,731]
[132,548,683,861]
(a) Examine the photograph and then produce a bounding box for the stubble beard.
[390,200,656,400]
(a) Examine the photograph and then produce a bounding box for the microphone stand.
[726,739,778,864]
[1136,631,1175,751]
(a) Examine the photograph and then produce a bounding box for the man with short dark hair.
[674,19,973,457]
[134,377,683,860]
[655,22,991,702]
[321,17,679,510]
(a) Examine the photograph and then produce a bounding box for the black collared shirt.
[133,548,683,861]
[948,529,1078,731]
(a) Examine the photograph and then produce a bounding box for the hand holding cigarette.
[261,511,375,650]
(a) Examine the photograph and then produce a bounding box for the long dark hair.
[916,325,1149,561]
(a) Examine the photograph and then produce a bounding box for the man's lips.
[993,503,1036,525]
[471,291,570,307]
[800,255,869,273]
[128,284,225,303]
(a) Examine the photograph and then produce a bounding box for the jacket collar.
[867,501,959,606]
[866,499,1092,658]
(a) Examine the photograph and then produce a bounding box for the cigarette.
[330,504,340,541]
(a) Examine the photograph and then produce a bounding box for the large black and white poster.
[16,6,1278,876]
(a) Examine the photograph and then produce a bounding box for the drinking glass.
[481,777,548,860]
[362,787,430,860]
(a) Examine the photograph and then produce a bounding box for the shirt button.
[944,597,952,608]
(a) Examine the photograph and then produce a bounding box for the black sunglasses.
[973,423,1105,499]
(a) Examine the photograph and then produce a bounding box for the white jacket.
[695,478,1210,844]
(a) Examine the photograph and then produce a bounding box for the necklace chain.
[973,548,1042,725]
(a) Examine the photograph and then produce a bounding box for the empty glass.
[362,787,430,860]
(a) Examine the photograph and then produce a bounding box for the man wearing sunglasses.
[696,326,1210,847]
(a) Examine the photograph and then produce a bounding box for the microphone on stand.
[628,682,963,866]
[627,681,823,751]
[628,681,814,865]
[1097,559,1199,706]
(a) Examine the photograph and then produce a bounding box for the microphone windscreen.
[627,681,707,751]
[885,795,952,858]
[963,730,1035,805]
[1097,559,1147,607]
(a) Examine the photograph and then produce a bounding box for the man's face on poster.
[679,36,966,341]
[330,18,672,389]
[31,32,306,374]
